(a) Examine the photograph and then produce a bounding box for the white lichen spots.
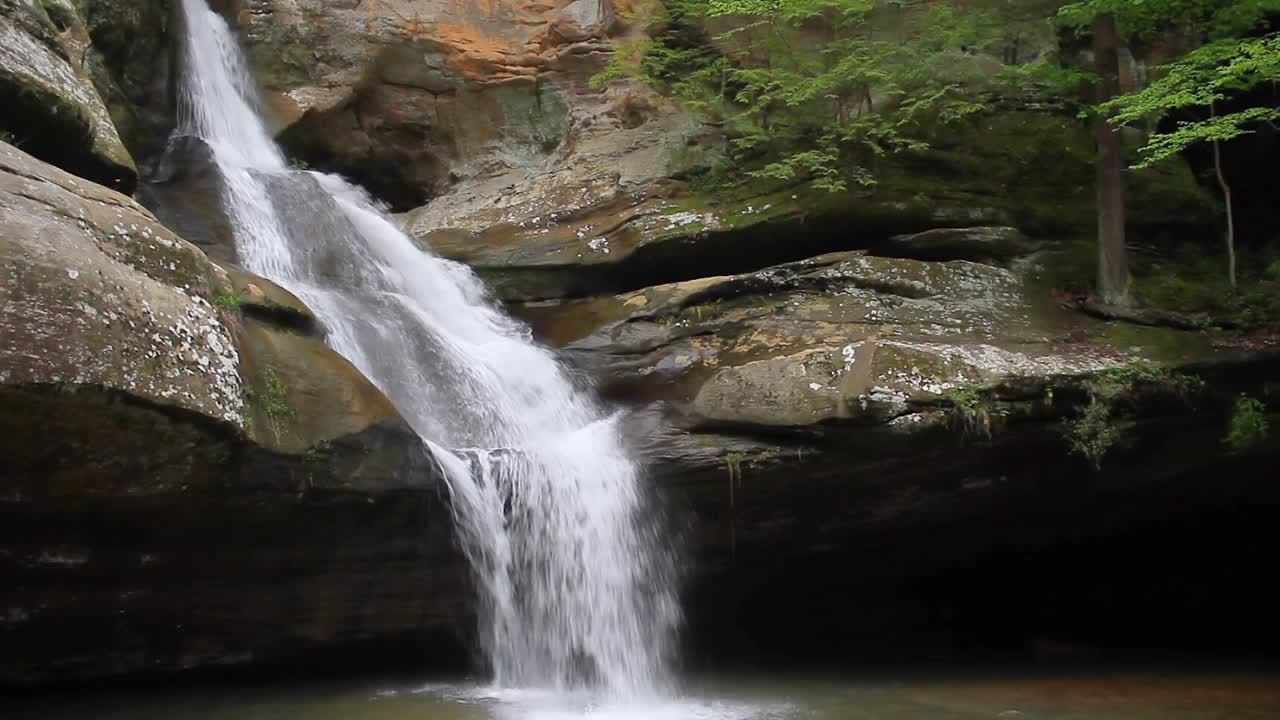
[588,236,610,254]
[841,341,864,371]
[866,385,910,410]
[4,188,244,425]
[883,340,1125,379]
[649,210,721,233]
[889,413,925,426]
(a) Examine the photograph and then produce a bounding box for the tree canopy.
[1060,0,1280,166]
[598,0,1015,190]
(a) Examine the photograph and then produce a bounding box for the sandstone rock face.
[514,247,1279,580]
[408,110,1217,302]
[234,0,689,210]
[0,0,137,191]
[0,142,466,684]
[551,0,615,44]
[531,251,1127,425]
[227,0,1218,309]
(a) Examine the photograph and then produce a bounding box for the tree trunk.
[1092,13,1131,306]
[1211,101,1237,289]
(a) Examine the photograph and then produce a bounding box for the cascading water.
[173,0,678,696]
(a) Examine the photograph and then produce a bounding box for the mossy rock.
[0,5,137,191]
[234,314,402,454]
[2,140,428,484]
[218,264,318,333]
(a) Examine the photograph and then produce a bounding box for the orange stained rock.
[346,1,602,81]
[428,20,556,78]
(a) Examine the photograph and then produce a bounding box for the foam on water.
[174,0,679,697]
[400,683,797,720]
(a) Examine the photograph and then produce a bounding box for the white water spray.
[173,0,678,696]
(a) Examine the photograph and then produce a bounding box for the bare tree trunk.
[1093,13,1131,306]
[1211,101,1237,289]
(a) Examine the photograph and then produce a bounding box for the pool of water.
[12,671,1280,720]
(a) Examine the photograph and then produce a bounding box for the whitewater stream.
[173,0,676,702]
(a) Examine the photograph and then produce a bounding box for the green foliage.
[1225,395,1270,453]
[1063,396,1134,470]
[1266,259,1280,282]
[1060,0,1280,166]
[1061,364,1202,469]
[262,367,292,423]
[1133,244,1280,327]
[305,439,333,463]
[595,0,1034,191]
[944,385,1006,440]
[1092,364,1205,398]
[1059,0,1280,40]
[213,290,244,311]
[0,129,13,145]
[1104,35,1280,167]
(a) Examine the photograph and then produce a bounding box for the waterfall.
[173,0,678,696]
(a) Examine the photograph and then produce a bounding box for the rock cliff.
[2,0,1279,686]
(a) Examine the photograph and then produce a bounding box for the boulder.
[0,141,466,685]
[535,251,1134,422]
[0,0,137,191]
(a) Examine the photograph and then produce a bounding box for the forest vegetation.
[596,0,1280,327]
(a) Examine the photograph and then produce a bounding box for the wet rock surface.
[0,142,466,685]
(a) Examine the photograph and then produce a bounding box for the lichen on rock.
[0,141,239,421]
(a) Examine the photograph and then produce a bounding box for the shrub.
[1061,364,1201,469]
[1063,396,1135,470]
[945,385,1005,440]
[1225,395,1270,454]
